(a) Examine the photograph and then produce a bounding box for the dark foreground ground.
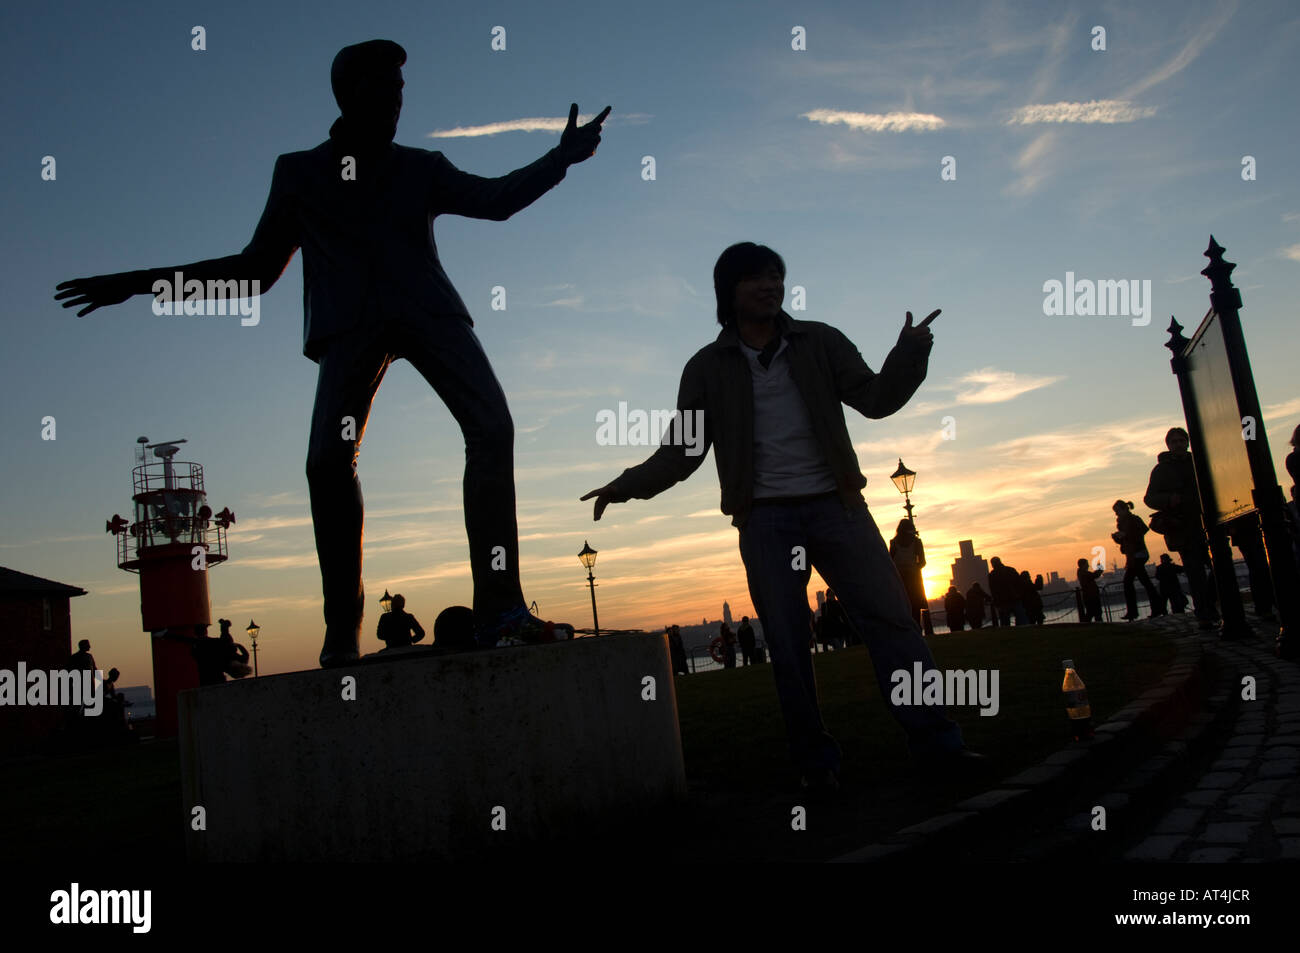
[0,622,1176,863]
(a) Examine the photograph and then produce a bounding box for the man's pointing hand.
[897,309,940,348]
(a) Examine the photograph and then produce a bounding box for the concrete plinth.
[177,634,686,861]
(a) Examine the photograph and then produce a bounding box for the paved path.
[1122,614,1300,862]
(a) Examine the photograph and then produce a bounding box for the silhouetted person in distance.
[667,624,689,675]
[888,519,927,624]
[215,621,252,678]
[943,585,966,632]
[68,639,96,673]
[55,39,611,667]
[1286,424,1300,569]
[581,242,982,790]
[1154,553,1188,614]
[376,593,426,649]
[964,582,988,629]
[1017,571,1044,625]
[1144,427,1218,629]
[1111,500,1165,621]
[988,557,1026,626]
[820,590,846,649]
[720,622,738,668]
[1077,558,1103,622]
[737,615,757,665]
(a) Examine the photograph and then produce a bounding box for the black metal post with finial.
[1164,237,1297,656]
[1203,237,1299,658]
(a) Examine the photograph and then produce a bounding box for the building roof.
[0,566,88,598]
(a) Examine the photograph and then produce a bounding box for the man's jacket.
[607,310,932,527]
[243,120,568,361]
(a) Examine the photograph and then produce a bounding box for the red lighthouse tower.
[105,437,233,737]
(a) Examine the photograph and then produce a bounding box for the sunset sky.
[3,0,1298,686]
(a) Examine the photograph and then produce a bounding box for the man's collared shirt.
[737,335,838,498]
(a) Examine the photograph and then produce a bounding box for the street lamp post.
[578,541,600,637]
[889,459,934,637]
[890,458,917,525]
[245,619,261,677]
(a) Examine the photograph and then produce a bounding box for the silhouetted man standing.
[583,242,981,791]
[737,615,757,665]
[57,40,610,666]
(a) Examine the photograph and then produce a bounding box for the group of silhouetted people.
[939,559,1045,633]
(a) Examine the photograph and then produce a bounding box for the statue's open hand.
[55,272,138,317]
[559,103,611,165]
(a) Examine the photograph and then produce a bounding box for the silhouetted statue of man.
[56,40,610,666]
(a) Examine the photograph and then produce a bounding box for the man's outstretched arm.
[432,104,610,221]
[581,355,710,520]
[55,156,299,316]
[835,310,939,419]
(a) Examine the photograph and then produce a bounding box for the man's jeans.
[306,311,524,659]
[738,495,964,776]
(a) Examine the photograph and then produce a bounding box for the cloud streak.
[1007,100,1157,124]
[427,113,650,139]
[802,109,946,132]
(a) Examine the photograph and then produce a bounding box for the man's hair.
[1165,426,1189,447]
[78,639,90,651]
[713,242,785,328]
[331,39,407,111]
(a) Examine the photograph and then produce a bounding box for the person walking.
[1111,500,1165,621]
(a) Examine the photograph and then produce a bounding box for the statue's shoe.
[319,627,360,668]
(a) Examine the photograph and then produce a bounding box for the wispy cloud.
[1118,1,1238,99]
[1003,130,1057,197]
[1007,100,1157,124]
[801,109,946,132]
[1281,244,1300,263]
[903,367,1064,416]
[427,113,650,139]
